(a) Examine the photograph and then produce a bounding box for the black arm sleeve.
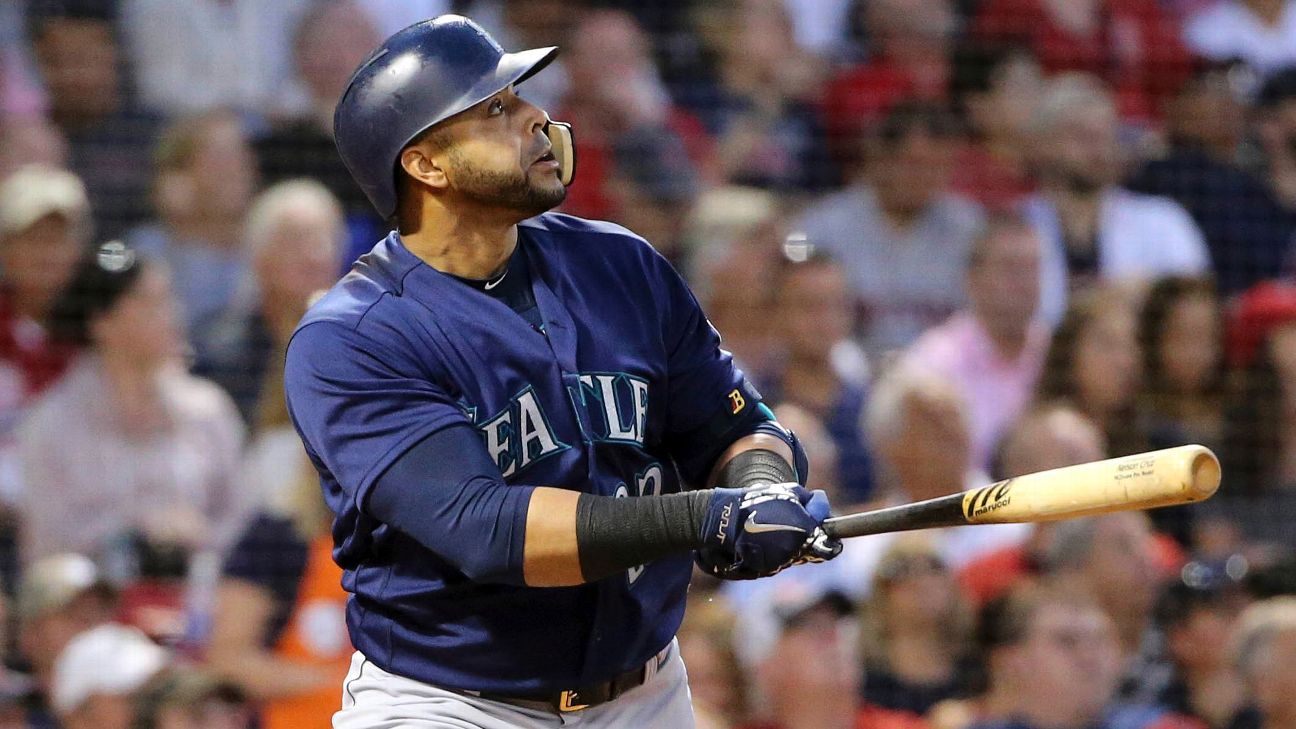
[370,423,717,585]
[575,490,712,582]
[713,448,796,490]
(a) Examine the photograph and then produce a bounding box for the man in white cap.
[51,623,169,729]
[0,165,90,501]
[15,553,115,695]
[0,165,89,404]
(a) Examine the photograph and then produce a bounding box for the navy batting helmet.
[333,15,562,220]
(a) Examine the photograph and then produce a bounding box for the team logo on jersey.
[477,386,570,478]
[566,372,650,447]
[472,373,652,477]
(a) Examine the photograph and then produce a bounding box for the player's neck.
[401,206,519,280]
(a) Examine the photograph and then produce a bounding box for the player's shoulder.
[297,233,417,330]
[290,232,423,356]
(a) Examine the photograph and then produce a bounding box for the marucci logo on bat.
[964,480,1014,519]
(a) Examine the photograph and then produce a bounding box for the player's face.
[434,87,567,217]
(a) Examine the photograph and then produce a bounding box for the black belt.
[463,643,672,714]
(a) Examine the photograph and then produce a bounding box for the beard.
[450,148,567,218]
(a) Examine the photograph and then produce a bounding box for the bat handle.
[821,493,967,540]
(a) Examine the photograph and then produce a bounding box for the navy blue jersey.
[284,213,768,693]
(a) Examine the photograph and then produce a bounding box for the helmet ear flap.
[544,120,576,186]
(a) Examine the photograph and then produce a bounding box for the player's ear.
[399,146,450,191]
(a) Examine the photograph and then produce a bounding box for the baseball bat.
[822,444,1221,540]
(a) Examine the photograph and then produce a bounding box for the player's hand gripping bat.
[822,445,1221,540]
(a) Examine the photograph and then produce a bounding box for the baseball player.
[284,15,842,728]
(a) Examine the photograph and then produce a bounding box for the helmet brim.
[409,45,560,141]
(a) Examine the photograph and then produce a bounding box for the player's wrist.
[573,490,713,582]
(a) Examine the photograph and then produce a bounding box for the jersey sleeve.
[652,253,773,485]
[284,319,472,511]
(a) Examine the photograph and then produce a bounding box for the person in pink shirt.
[901,215,1050,473]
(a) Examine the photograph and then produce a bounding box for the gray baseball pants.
[333,641,695,728]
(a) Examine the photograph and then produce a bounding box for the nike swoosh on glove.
[696,483,842,580]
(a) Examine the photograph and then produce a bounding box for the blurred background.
[3,0,1296,727]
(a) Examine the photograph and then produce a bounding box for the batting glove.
[696,483,842,580]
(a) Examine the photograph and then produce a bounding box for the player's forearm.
[523,486,711,587]
[522,436,799,588]
[707,432,795,487]
[521,487,582,586]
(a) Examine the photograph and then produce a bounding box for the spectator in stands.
[797,101,983,357]
[968,586,1125,729]
[19,243,245,562]
[132,668,252,729]
[1253,68,1296,216]
[948,43,1044,212]
[1138,277,1226,451]
[0,166,87,419]
[126,111,258,342]
[0,114,66,182]
[859,536,974,717]
[1222,281,1296,493]
[254,0,381,263]
[1127,62,1293,294]
[720,367,1025,640]
[1045,513,1167,699]
[1036,286,1147,457]
[902,215,1050,474]
[27,0,159,239]
[556,9,703,263]
[681,0,834,192]
[1154,576,1248,728]
[691,192,787,377]
[50,623,168,729]
[195,180,342,428]
[206,463,348,729]
[763,254,874,503]
[121,0,310,119]
[772,403,842,502]
[971,0,1190,122]
[16,554,115,707]
[1133,277,1225,544]
[0,18,43,120]
[868,367,1030,569]
[1231,597,1296,729]
[743,585,929,729]
[820,0,956,169]
[678,593,750,729]
[958,404,1108,608]
[1025,74,1210,323]
[1184,0,1296,77]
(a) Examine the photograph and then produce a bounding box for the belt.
[463,643,672,714]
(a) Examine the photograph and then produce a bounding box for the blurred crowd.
[4,0,1296,727]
